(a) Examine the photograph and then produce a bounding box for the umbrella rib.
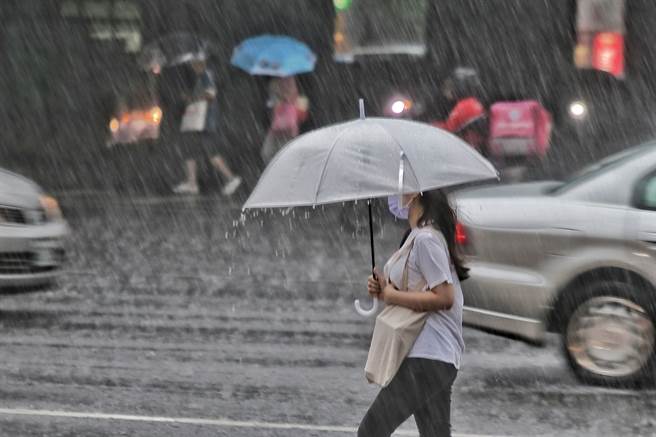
[374,122,420,192]
[312,127,352,205]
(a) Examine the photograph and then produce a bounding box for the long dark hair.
[417,189,469,281]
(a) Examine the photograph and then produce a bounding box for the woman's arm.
[382,282,455,312]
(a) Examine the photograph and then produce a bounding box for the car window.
[552,143,655,194]
[638,174,656,210]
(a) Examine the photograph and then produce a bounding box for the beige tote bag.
[364,233,429,387]
[180,100,208,132]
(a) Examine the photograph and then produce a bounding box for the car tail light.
[456,222,468,245]
[150,106,162,124]
[109,118,119,133]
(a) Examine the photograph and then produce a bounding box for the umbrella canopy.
[243,118,497,209]
[231,34,316,77]
[243,107,498,317]
[140,32,210,71]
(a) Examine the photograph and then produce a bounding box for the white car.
[0,168,68,289]
[456,142,656,386]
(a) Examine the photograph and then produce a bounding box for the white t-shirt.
[386,227,465,369]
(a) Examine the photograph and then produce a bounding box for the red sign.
[592,32,625,77]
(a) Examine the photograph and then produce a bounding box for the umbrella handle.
[354,297,379,317]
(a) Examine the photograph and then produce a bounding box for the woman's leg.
[412,360,457,437]
[261,132,292,164]
[203,132,236,180]
[261,132,276,164]
[358,360,417,437]
[173,133,199,193]
[185,159,198,187]
[210,155,235,180]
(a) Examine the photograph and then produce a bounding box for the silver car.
[456,143,656,386]
[0,168,68,289]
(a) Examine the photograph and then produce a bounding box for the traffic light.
[334,0,352,11]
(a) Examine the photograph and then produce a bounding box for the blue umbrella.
[231,35,317,77]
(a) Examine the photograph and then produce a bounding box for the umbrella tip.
[359,98,365,120]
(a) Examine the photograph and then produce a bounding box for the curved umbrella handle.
[354,296,379,317]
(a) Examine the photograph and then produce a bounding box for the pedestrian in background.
[173,54,242,196]
[434,67,487,153]
[359,190,467,437]
[260,76,308,164]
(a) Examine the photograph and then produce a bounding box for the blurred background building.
[1,0,656,192]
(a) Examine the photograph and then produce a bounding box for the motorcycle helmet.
[443,67,482,101]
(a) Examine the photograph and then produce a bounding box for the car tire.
[560,279,656,387]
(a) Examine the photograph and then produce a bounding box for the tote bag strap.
[401,237,416,291]
[384,232,416,282]
[400,227,443,292]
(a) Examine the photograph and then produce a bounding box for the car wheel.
[562,279,656,387]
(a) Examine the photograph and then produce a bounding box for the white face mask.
[387,195,415,220]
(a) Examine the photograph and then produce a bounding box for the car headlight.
[391,100,406,114]
[569,100,588,120]
[40,195,63,221]
[385,95,414,117]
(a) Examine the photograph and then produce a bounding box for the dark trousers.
[358,358,457,437]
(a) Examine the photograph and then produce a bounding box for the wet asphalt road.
[0,194,655,437]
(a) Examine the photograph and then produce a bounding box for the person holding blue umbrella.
[260,75,309,163]
[231,35,314,163]
[173,54,242,196]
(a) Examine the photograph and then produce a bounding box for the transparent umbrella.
[243,100,498,316]
[139,32,211,71]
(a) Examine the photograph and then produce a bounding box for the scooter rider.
[434,67,487,153]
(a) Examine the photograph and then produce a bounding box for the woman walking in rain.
[173,55,242,196]
[260,76,307,164]
[359,189,468,437]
